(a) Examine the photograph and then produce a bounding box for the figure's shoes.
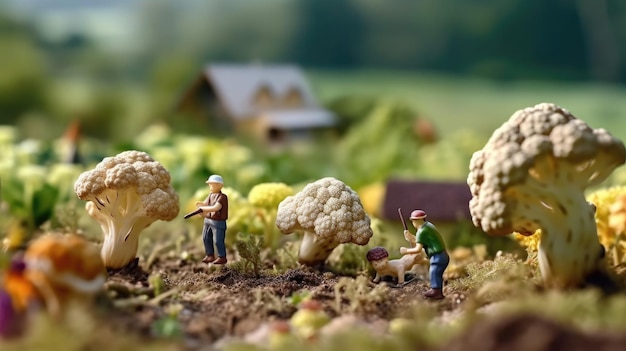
[202,255,215,263]
[212,257,228,265]
[423,288,444,300]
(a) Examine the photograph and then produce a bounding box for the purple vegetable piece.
[0,289,17,339]
[9,257,26,274]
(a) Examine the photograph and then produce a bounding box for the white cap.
[205,174,224,184]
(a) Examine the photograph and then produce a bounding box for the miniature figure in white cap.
[195,174,228,264]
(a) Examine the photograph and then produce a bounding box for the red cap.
[409,209,427,220]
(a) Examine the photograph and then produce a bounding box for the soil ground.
[104,248,463,349]
[101,248,626,351]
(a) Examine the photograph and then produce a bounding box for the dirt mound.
[439,313,626,351]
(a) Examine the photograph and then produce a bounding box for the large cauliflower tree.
[74,150,179,269]
[467,103,626,288]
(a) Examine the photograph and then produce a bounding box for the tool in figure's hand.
[184,208,203,219]
[398,208,408,231]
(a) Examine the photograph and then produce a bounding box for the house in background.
[177,63,336,143]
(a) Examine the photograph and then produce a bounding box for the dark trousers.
[202,218,227,257]
[429,251,449,289]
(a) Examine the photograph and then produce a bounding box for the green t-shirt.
[416,222,447,257]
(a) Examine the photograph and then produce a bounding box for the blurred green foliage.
[2,0,626,143]
[334,101,423,187]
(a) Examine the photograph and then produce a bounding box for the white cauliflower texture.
[276,177,373,266]
[467,103,626,288]
[74,150,180,269]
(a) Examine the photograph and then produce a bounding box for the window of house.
[268,127,286,142]
[254,85,274,108]
[282,87,303,108]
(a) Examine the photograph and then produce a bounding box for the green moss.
[333,276,388,315]
[1,306,177,351]
[493,289,626,333]
[447,254,540,305]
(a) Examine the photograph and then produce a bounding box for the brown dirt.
[99,253,626,351]
[102,253,464,347]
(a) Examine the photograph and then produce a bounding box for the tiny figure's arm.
[403,230,416,245]
[200,202,222,213]
[372,272,381,283]
[400,243,423,255]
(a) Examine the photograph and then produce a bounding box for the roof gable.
[205,64,321,118]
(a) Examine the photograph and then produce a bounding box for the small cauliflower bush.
[74,150,180,269]
[275,177,373,266]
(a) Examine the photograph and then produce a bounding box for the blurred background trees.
[1,0,626,142]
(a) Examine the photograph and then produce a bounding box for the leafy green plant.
[287,290,312,307]
[1,173,59,235]
[148,272,167,296]
[232,234,265,277]
[334,101,423,188]
[273,241,300,273]
[151,304,184,339]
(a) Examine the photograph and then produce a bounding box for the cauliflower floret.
[275,177,374,266]
[74,150,179,269]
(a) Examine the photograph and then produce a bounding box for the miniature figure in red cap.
[400,209,449,299]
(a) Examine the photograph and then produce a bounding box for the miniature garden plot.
[2,103,626,351]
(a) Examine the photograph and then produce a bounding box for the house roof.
[260,109,336,130]
[204,64,321,119]
[381,179,472,223]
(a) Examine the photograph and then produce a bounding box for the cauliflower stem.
[87,189,157,269]
[298,231,339,266]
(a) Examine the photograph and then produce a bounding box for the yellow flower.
[513,230,541,252]
[588,186,626,264]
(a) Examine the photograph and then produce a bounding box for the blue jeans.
[429,251,450,289]
[202,219,227,257]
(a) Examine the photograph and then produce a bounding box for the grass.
[309,69,626,142]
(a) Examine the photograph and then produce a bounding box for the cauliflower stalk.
[275,177,373,266]
[467,103,626,288]
[74,150,180,269]
[516,186,626,267]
